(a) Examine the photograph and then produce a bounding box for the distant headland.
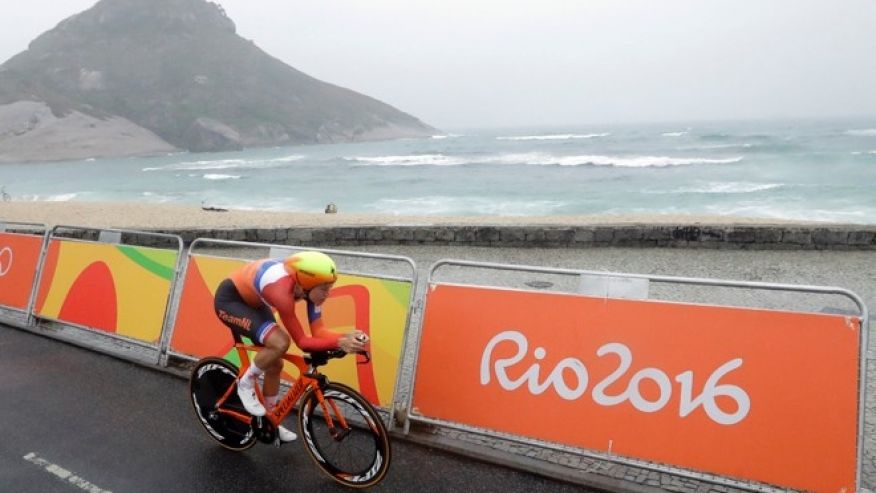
[0,0,437,163]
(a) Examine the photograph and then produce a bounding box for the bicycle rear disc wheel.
[299,383,391,488]
[189,357,256,451]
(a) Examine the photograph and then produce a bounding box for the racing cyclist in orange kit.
[213,251,367,442]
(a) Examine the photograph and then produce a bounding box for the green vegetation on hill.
[0,0,436,153]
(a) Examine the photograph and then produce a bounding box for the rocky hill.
[0,0,437,162]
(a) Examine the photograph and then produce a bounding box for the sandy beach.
[0,200,838,230]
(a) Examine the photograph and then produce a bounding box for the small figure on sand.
[201,200,227,212]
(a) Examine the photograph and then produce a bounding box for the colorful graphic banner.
[170,255,412,407]
[0,232,44,311]
[414,284,860,493]
[35,239,179,344]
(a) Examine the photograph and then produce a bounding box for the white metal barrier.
[401,258,869,493]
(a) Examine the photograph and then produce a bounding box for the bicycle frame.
[213,343,349,434]
[190,342,391,488]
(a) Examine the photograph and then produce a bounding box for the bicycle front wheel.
[298,383,391,488]
[189,357,257,452]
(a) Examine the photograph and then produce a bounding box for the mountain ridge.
[0,0,437,162]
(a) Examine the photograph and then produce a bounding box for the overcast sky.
[2,0,875,129]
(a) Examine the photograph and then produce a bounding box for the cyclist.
[213,250,367,442]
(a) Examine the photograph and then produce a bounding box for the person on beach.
[213,250,367,442]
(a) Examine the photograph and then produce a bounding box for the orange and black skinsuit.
[213,258,341,351]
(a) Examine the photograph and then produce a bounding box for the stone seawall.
[126,223,876,249]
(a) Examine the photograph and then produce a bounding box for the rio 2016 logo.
[0,246,12,278]
[480,330,750,426]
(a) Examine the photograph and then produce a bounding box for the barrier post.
[156,244,190,368]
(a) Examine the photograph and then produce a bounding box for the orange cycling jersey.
[227,258,341,352]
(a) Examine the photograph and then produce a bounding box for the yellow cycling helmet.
[284,251,337,290]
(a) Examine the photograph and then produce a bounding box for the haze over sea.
[2,117,875,224]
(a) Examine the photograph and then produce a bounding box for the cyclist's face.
[307,283,333,305]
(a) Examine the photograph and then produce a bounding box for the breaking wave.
[647,182,783,194]
[345,154,466,166]
[142,155,304,171]
[845,129,876,137]
[202,174,241,180]
[346,153,742,168]
[496,133,610,141]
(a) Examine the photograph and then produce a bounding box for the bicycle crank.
[252,416,277,444]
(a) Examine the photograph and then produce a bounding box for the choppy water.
[2,118,875,223]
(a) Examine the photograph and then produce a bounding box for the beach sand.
[0,200,828,230]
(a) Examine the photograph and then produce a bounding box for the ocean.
[2,118,875,223]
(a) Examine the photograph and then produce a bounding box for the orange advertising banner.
[33,239,178,344]
[413,284,861,493]
[0,232,44,310]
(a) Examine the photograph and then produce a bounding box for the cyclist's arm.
[306,300,344,342]
[262,280,340,352]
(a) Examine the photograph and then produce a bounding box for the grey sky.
[2,0,875,129]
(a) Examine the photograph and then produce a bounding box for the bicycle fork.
[318,394,352,442]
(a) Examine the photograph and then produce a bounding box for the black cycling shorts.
[214,279,277,345]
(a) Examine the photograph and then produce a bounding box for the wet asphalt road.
[0,325,589,493]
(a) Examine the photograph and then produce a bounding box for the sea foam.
[345,152,742,168]
[845,129,876,137]
[203,174,241,180]
[142,155,303,171]
[520,154,743,167]
[346,154,466,166]
[496,133,610,141]
[21,193,80,202]
[648,182,783,194]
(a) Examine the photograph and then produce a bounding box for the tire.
[189,357,257,451]
[298,383,391,488]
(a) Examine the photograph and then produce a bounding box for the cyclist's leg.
[256,328,297,442]
[257,328,290,399]
[214,281,293,441]
[214,279,277,415]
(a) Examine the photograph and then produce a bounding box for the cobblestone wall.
[138,224,876,249]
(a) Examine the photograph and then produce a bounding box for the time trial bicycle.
[189,339,391,488]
